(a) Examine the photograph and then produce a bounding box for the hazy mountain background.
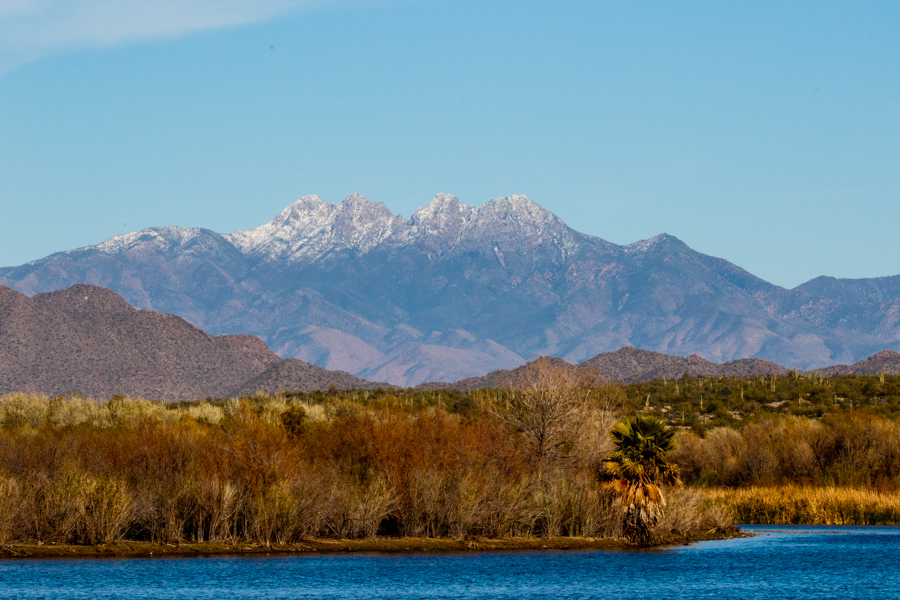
[3,194,899,387]
[1,283,897,399]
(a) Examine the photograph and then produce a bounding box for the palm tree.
[602,416,680,545]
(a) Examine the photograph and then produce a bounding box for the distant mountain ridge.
[0,284,379,399]
[812,349,900,377]
[425,347,793,391]
[3,193,900,386]
[423,347,900,391]
[578,347,791,382]
[2,284,896,397]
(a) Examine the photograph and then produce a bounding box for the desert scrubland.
[0,367,731,553]
[1,368,898,555]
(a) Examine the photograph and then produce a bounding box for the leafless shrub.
[116,397,181,425]
[76,476,132,545]
[479,476,540,537]
[25,470,85,542]
[186,403,225,425]
[188,477,238,542]
[324,397,364,421]
[397,469,453,537]
[0,473,22,543]
[250,484,302,545]
[493,359,619,464]
[325,475,395,539]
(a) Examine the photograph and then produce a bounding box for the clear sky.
[1,0,898,288]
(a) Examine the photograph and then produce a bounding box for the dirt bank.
[0,528,742,559]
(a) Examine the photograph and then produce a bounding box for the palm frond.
[602,416,681,545]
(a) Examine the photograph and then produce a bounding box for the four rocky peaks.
[81,193,616,265]
[8,191,822,387]
[226,192,575,262]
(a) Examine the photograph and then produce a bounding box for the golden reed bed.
[712,486,900,525]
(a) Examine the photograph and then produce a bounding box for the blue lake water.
[0,526,896,599]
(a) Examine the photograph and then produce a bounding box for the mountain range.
[1,284,897,399]
[3,193,900,387]
[430,347,793,391]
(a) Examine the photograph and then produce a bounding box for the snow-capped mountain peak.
[91,226,205,255]
[227,193,405,261]
[5,191,898,388]
[476,194,559,230]
[331,194,403,249]
[623,233,684,254]
[227,195,336,260]
[409,194,478,252]
[61,193,580,265]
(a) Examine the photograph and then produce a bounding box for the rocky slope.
[0,284,379,399]
[3,193,900,386]
[230,358,381,396]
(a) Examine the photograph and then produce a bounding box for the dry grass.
[711,485,900,525]
[656,488,735,534]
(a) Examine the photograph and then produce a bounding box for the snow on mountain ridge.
[91,226,205,255]
[625,234,671,254]
[62,194,600,264]
[229,193,580,262]
[471,194,569,239]
[227,193,405,261]
[408,194,478,253]
[227,195,336,260]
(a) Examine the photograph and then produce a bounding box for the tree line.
[0,364,728,547]
[4,368,896,543]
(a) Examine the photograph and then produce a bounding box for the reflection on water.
[0,527,895,599]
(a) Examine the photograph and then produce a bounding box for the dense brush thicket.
[671,413,900,488]
[0,375,729,546]
[7,371,895,541]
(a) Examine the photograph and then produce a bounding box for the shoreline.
[0,529,742,560]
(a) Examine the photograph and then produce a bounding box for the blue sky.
[0,0,897,288]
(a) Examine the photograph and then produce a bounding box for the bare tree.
[493,358,621,463]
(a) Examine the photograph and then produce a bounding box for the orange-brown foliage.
[0,389,722,544]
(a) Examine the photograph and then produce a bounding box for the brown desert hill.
[424,346,796,389]
[229,358,385,396]
[847,350,900,374]
[417,356,581,392]
[0,284,280,399]
[576,347,720,383]
[578,347,790,383]
[0,284,380,399]
[718,357,791,378]
[813,350,900,377]
[811,364,852,377]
